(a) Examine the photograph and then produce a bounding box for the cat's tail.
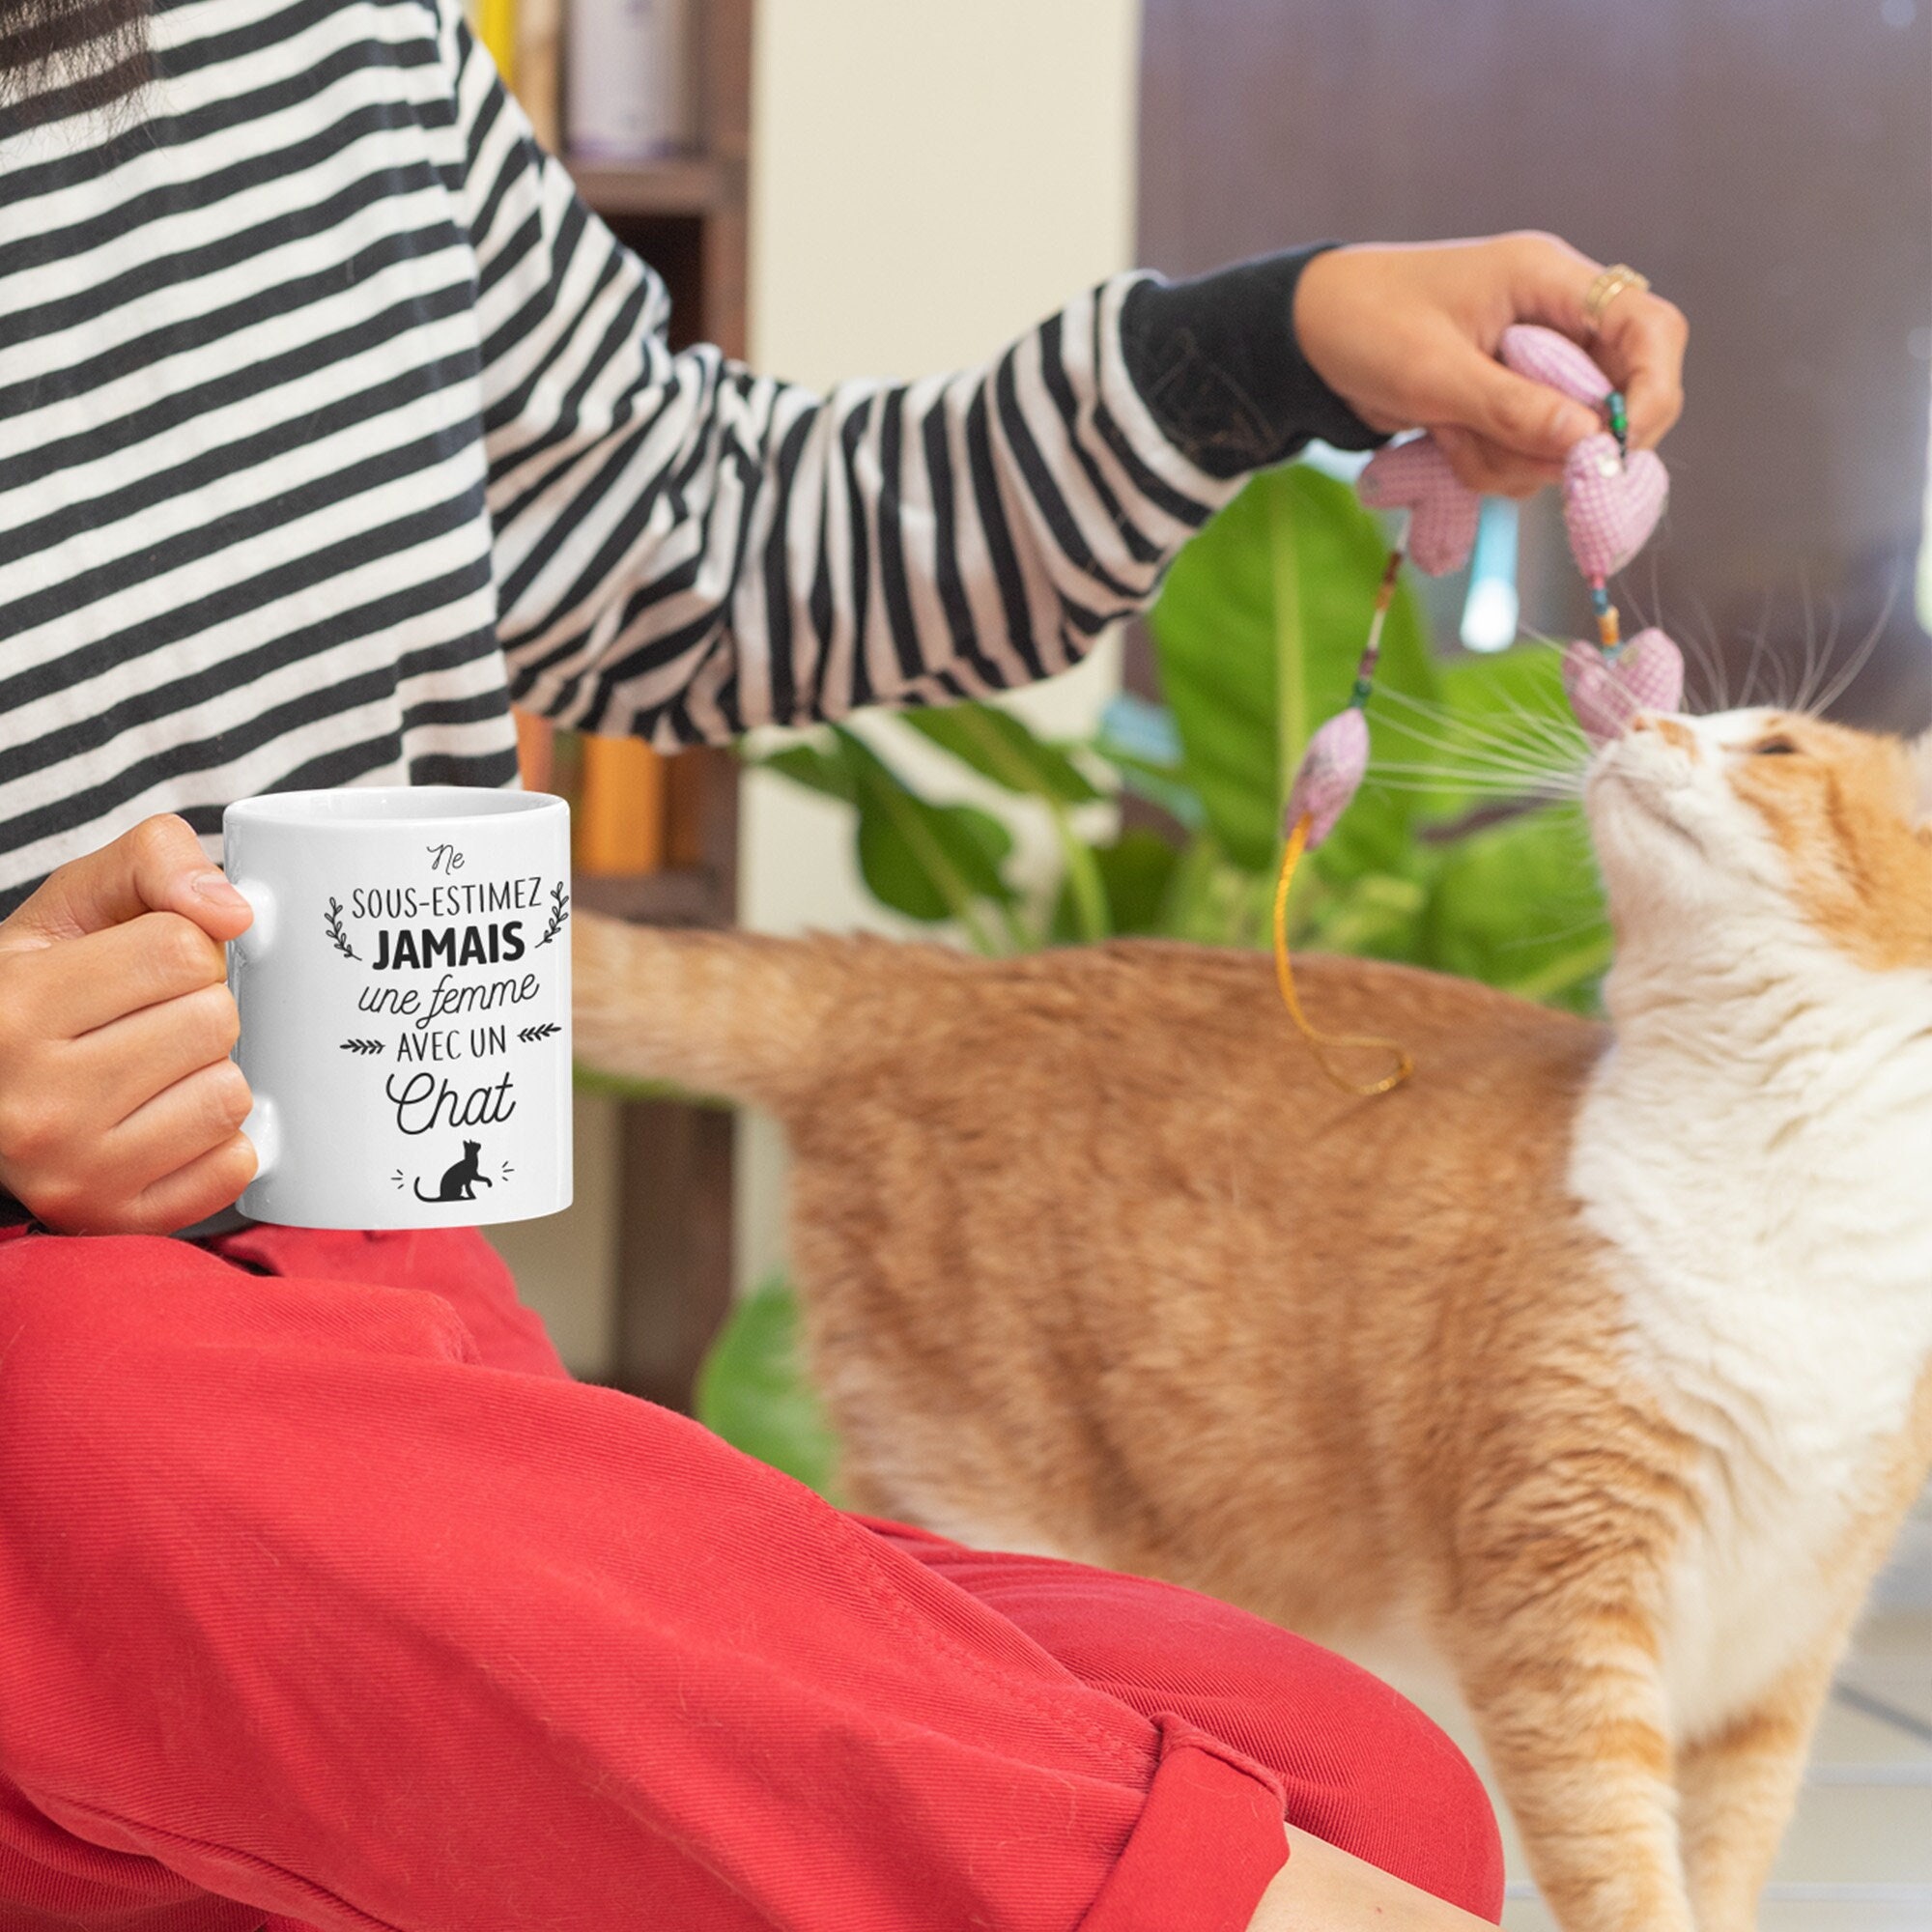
[572,910,867,1113]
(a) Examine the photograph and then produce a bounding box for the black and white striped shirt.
[0,0,1372,919]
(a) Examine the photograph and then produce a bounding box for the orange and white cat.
[574,707,1932,1932]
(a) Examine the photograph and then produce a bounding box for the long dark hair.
[0,0,151,125]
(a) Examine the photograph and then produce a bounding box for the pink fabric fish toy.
[1355,438,1478,577]
[1284,325,1686,851]
[1285,707,1371,850]
[1562,629,1685,747]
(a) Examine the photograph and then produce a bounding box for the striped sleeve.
[443,21,1250,746]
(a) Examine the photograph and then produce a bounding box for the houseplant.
[696,461,1604,1492]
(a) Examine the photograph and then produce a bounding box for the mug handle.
[240,1094,281,1185]
[226,880,278,1187]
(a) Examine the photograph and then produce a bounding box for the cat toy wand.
[1272,324,1686,1098]
[1271,532,1415,1097]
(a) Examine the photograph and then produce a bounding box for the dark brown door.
[1138,0,1932,724]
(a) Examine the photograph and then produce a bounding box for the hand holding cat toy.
[1275,323,1686,1095]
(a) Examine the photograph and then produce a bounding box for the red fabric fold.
[0,1225,1499,1930]
[1077,1722,1288,1932]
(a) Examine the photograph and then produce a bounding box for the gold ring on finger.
[1582,263,1651,335]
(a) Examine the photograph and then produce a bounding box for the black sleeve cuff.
[1119,244,1386,479]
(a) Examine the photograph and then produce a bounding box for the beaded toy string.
[1270,324,1682,1099]
[1272,536,1414,1098]
[1587,387,1632,657]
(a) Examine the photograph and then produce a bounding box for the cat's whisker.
[1741,617,1774,716]
[1367,728,1584,787]
[1672,590,1729,715]
[1369,750,1588,791]
[1787,590,1831,716]
[1495,921,1608,958]
[1378,742,1585,788]
[1790,568,1821,717]
[1364,754,1582,782]
[1492,701,1588,762]
[1807,577,1899,720]
[1367,765,1585,800]
[1369,686,1582,766]
[1366,761,1581,784]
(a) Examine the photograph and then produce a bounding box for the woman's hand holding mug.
[0,790,576,1236]
[0,814,258,1235]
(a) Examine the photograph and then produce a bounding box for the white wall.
[736,0,1147,1290]
[747,0,1143,392]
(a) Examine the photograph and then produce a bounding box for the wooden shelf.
[567,154,736,219]
[518,0,752,1417]
[573,866,731,929]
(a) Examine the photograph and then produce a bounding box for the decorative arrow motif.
[340,1038,384,1055]
[518,1022,561,1044]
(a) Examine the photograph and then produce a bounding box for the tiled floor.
[1379,1497,1932,1930]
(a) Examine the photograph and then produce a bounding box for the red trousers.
[0,1221,1502,1932]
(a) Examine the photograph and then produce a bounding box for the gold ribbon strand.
[1271,813,1414,1098]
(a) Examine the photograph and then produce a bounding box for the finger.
[34,911,229,1037]
[2,814,252,952]
[63,1133,257,1238]
[70,981,242,1127]
[1593,292,1689,449]
[1429,344,1600,466]
[1496,235,1687,451]
[1496,227,1604,335]
[99,1056,256,1199]
[1432,425,1564,499]
[130,1132,258,1236]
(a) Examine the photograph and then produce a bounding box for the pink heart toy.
[1357,437,1478,576]
[1562,628,1686,746]
[1562,433,1668,581]
[1499,324,1614,410]
[1286,706,1371,848]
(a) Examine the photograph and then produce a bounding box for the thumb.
[1440,349,1600,465]
[2,813,253,951]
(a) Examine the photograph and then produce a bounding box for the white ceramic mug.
[223,787,573,1230]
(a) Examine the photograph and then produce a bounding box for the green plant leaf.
[1294,862,1437,965]
[753,740,858,805]
[901,703,1102,805]
[695,1277,841,1499]
[1050,828,1180,942]
[1094,747,1207,829]
[834,726,1017,932]
[1148,466,1436,870]
[1153,834,1276,949]
[1409,643,1585,820]
[1419,805,1609,1009]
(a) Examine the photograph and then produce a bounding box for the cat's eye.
[1754,736,1800,756]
